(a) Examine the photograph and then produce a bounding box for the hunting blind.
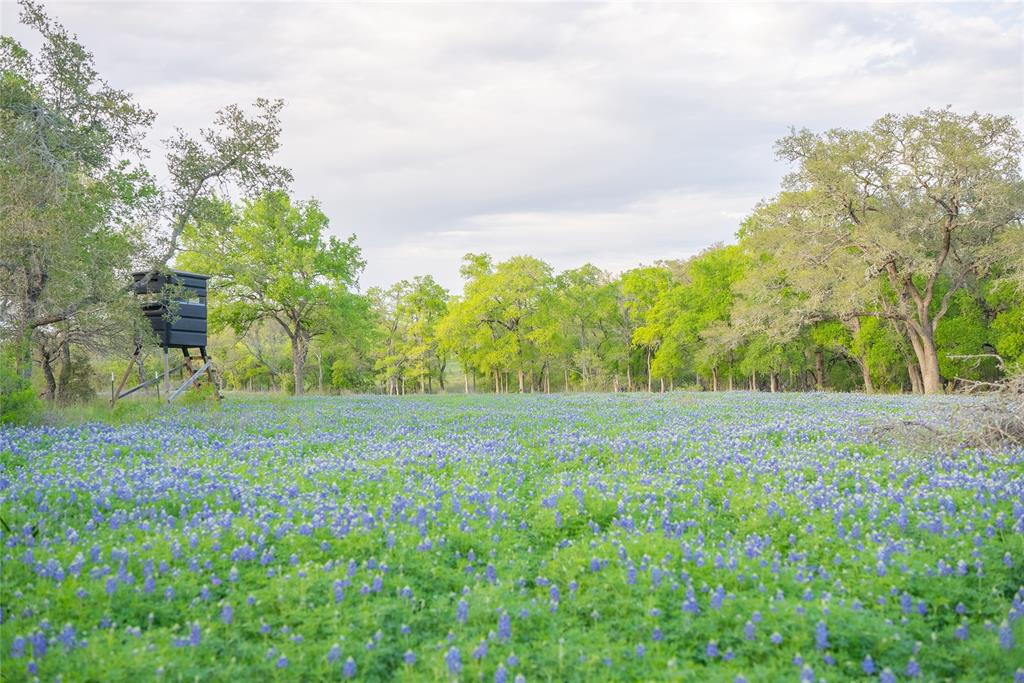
[110,269,219,405]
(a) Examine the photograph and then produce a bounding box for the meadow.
[1,393,1022,682]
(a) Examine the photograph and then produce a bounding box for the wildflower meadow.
[1,393,1022,681]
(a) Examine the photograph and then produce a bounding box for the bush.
[0,354,42,425]
[179,382,221,408]
[57,355,99,404]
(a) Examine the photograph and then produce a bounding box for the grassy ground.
[1,393,1022,681]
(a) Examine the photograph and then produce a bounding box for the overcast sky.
[3,1,1022,290]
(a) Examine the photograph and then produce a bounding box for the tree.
[759,109,1023,393]
[1,1,156,386]
[178,191,364,395]
[653,245,748,390]
[439,254,553,393]
[621,267,673,390]
[156,99,292,265]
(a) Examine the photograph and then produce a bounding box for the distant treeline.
[2,2,1022,411]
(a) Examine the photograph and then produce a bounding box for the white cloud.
[3,1,1021,289]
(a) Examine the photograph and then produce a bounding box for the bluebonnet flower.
[1000,620,1015,651]
[404,650,416,665]
[814,621,829,650]
[906,658,920,677]
[710,585,724,610]
[58,624,77,651]
[706,640,719,658]
[28,631,46,658]
[328,644,340,663]
[498,611,511,641]
[221,604,233,624]
[880,668,896,683]
[863,654,875,674]
[343,657,356,678]
[445,646,462,675]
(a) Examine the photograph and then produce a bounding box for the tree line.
[2,2,1022,411]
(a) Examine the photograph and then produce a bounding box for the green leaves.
[179,191,365,394]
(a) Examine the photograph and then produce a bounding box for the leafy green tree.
[178,191,364,394]
[440,254,553,393]
[620,267,673,390]
[157,98,292,265]
[1,1,156,387]
[653,245,748,390]
[987,282,1024,375]
[755,109,1023,393]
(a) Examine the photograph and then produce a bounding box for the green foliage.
[179,190,365,395]
[2,394,1022,680]
[0,351,42,424]
[988,281,1024,375]
[935,290,996,381]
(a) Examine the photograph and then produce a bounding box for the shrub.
[0,352,42,425]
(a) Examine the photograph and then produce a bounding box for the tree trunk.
[39,347,57,401]
[646,349,652,392]
[464,373,470,394]
[711,366,718,392]
[907,362,923,394]
[916,328,943,394]
[564,367,569,392]
[494,370,500,394]
[751,372,758,391]
[814,349,825,391]
[659,377,664,392]
[291,330,309,396]
[626,364,632,392]
[728,371,733,391]
[56,341,72,404]
[518,368,524,393]
[858,360,874,394]
[770,372,778,393]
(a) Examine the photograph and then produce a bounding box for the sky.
[3,1,1022,291]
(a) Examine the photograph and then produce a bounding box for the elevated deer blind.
[110,269,219,405]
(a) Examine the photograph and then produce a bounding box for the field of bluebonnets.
[1,392,1023,682]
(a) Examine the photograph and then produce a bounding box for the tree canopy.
[2,2,1022,406]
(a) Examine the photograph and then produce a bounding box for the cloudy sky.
[4,1,1022,290]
